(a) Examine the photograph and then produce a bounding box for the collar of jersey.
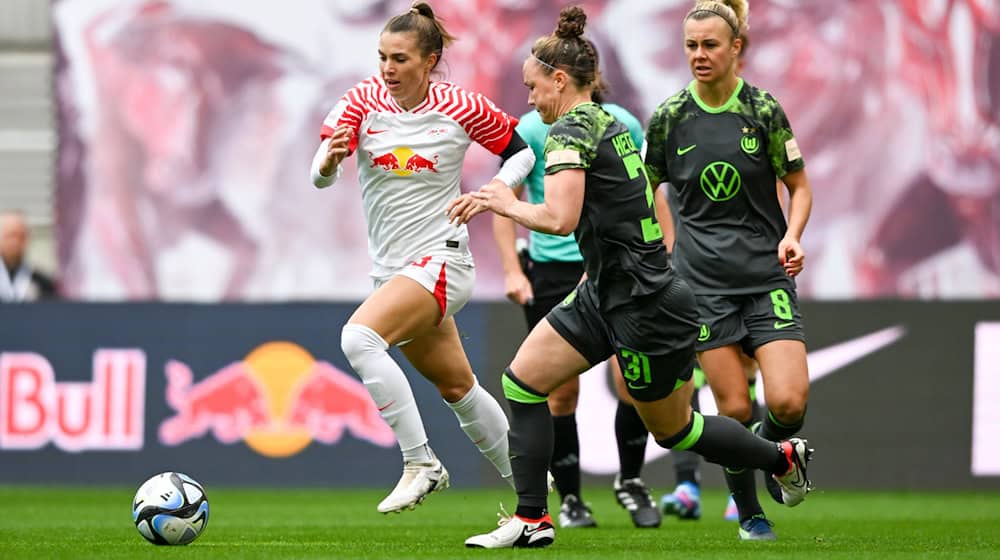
[687,78,744,114]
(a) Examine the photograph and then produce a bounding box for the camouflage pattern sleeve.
[543,107,601,175]
[760,91,806,178]
[643,101,671,186]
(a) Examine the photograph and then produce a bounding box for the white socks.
[341,323,512,482]
[341,323,430,462]
[446,381,514,485]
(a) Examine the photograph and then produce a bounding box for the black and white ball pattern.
[132,472,209,545]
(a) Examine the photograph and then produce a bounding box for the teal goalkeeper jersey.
[516,104,645,262]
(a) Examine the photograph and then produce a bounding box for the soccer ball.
[132,472,209,545]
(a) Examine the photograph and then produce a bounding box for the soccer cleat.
[376,454,450,513]
[558,494,597,528]
[738,514,776,541]
[772,438,814,507]
[660,481,702,520]
[614,476,661,528]
[465,511,555,548]
[723,495,738,521]
[764,471,785,505]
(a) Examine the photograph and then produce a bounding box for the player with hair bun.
[453,5,813,549]
[644,0,816,540]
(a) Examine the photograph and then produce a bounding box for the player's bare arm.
[778,168,813,277]
[492,184,534,305]
[467,169,584,235]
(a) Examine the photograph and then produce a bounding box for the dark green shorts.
[546,278,700,402]
[694,284,807,355]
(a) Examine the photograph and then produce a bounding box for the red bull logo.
[159,341,395,458]
[0,350,146,452]
[368,146,438,176]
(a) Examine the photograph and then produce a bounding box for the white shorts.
[374,254,475,322]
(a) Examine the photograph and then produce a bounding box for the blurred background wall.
[4,0,993,301]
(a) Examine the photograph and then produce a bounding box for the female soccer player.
[644,0,815,540]
[449,6,812,549]
[493,98,663,529]
[310,2,535,514]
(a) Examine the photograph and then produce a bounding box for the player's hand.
[778,236,805,277]
[320,126,353,175]
[504,270,534,305]
[469,180,517,217]
[446,193,486,225]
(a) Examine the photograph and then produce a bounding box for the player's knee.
[340,323,388,369]
[438,380,474,403]
[767,399,806,425]
[547,397,576,416]
[547,386,578,415]
[764,384,807,419]
[653,414,697,449]
[716,398,754,424]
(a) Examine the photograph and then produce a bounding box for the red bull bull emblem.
[368,146,438,176]
[158,341,395,458]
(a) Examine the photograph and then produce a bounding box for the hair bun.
[554,6,587,39]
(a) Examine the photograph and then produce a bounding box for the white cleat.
[465,510,555,549]
[377,455,450,513]
[772,437,814,507]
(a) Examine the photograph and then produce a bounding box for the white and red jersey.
[320,76,518,278]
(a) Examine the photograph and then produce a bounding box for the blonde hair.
[685,0,749,38]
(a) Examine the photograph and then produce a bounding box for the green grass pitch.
[2,486,998,559]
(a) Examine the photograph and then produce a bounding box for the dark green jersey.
[544,102,670,311]
[645,79,805,294]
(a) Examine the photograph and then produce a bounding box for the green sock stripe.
[674,411,705,451]
[692,366,707,389]
[748,380,757,402]
[768,410,795,429]
[502,372,547,404]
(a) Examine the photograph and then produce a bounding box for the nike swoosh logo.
[804,325,906,382]
[677,144,697,155]
[377,400,396,412]
[774,321,796,329]
[790,469,804,486]
[367,128,387,134]
[627,384,649,390]
[575,325,907,474]
[522,525,549,537]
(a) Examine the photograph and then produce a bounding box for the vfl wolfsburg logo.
[741,135,760,154]
[699,161,741,201]
[698,324,711,342]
